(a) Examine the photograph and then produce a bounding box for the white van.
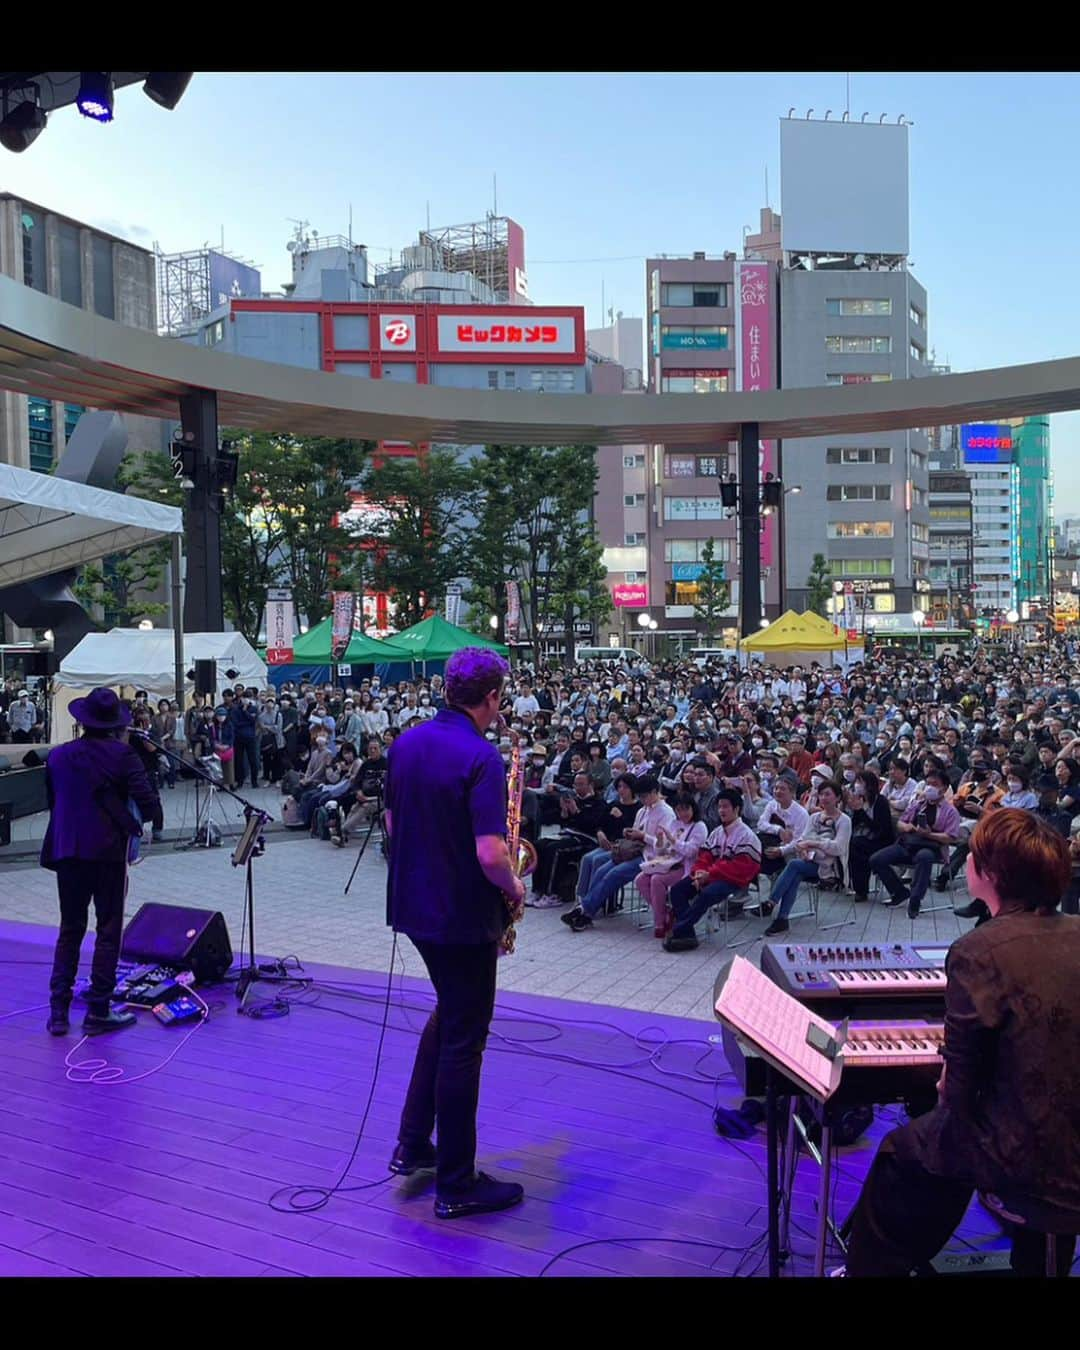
[575,646,649,668]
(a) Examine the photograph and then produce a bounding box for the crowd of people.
[480,639,1080,951]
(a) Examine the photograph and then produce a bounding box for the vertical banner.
[265,588,296,665]
[735,261,778,602]
[445,584,463,628]
[330,591,358,661]
[505,580,521,643]
[843,583,857,632]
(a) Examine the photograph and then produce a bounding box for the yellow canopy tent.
[739,609,864,667]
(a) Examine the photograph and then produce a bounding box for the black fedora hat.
[69,687,132,730]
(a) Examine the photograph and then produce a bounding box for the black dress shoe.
[663,934,700,952]
[954,899,988,920]
[388,1142,437,1176]
[46,1005,70,1036]
[434,1172,524,1220]
[881,891,910,908]
[560,906,584,927]
[83,1008,138,1035]
[907,900,921,919]
[764,918,790,937]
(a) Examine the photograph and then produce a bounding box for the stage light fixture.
[143,72,194,110]
[0,98,47,153]
[77,72,114,122]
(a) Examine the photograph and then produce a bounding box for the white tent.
[54,630,267,741]
[0,463,182,586]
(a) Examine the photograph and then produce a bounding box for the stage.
[0,917,1010,1278]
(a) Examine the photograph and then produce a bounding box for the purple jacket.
[41,735,164,871]
[900,794,962,862]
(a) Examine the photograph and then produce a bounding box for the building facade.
[1013,414,1052,602]
[780,266,932,620]
[928,458,975,627]
[0,193,158,473]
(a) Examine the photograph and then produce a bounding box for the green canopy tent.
[290,617,412,664]
[389,614,509,666]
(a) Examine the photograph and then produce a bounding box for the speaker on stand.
[192,659,217,698]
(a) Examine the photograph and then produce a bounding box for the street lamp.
[1005,608,1020,625]
[759,618,770,628]
[911,607,925,655]
[137,619,154,631]
[489,614,499,631]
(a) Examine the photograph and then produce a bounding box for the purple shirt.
[385,708,508,944]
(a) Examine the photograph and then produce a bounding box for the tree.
[469,444,602,647]
[118,433,370,645]
[806,552,833,618]
[548,515,613,664]
[692,537,731,645]
[73,449,180,628]
[355,449,477,629]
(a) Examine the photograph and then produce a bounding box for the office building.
[1012,415,1052,602]
[778,116,932,621]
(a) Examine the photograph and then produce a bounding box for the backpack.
[282,796,304,829]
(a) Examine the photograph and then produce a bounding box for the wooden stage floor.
[0,917,1011,1278]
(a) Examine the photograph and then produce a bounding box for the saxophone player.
[384,647,526,1220]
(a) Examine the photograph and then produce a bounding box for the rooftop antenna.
[425,200,430,232]
[348,202,353,246]
[493,172,498,218]
[764,164,769,208]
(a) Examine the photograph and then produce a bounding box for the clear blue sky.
[6,70,1080,508]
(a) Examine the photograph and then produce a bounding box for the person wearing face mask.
[871,770,962,918]
[363,699,390,739]
[999,766,1037,811]
[384,648,526,1221]
[415,691,436,721]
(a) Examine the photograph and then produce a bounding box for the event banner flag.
[506,580,521,643]
[445,584,463,628]
[330,591,358,660]
[265,588,296,666]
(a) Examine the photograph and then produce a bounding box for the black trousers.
[848,835,886,897]
[846,1124,1077,1277]
[399,938,499,1193]
[233,735,260,787]
[48,859,128,1009]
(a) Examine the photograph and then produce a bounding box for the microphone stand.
[130,731,272,1016]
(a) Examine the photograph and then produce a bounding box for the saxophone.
[500,725,537,956]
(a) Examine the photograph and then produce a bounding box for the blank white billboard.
[780,119,909,256]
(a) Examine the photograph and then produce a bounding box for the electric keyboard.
[760,940,949,1019]
[721,1018,943,1110]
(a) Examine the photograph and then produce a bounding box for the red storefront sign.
[613,583,648,608]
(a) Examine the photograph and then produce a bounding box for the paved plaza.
[0,780,973,1023]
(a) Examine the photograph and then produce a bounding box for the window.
[623,493,646,506]
[661,282,728,307]
[205,320,225,346]
[503,370,516,389]
[910,305,924,326]
[826,484,892,502]
[625,572,640,583]
[911,524,930,543]
[487,370,499,389]
[911,486,927,507]
[826,447,892,465]
[826,298,892,316]
[63,404,83,445]
[665,580,724,607]
[664,539,732,563]
[661,371,729,394]
[825,336,891,354]
[826,373,892,385]
[28,398,54,474]
[58,220,82,307]
[92,235,114,319]
[20,210,45,293]
[828,557,893,577]
[530,370,576,391]
[910,342,924,362]
[827,522,894,538]
[661,325,730,351]
[624,532,646,546]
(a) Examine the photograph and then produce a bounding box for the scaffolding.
[155,245,261,336]
[377,215,513,300]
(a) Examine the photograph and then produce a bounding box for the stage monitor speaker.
[193,659,216,696]
[121,903,233,984]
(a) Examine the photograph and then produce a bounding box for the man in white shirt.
[756,777,811,877]
[513,685,540,718]
[772,672,792,699]
[882,757,919,818]
[788,670,807,702]
[563,776,675,930]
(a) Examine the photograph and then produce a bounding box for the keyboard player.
[843,808,1080,1277]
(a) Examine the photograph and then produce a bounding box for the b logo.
[385,320,411,346]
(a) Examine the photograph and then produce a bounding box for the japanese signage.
[444,585,463,629]
[613,583,648,608]
[264,588,295,666]
[436,313,578,354]
[208,252,261,310]
[665,496,725,521]
[734,261,777,576]
[961,423,1014,464]
[380,314,417,352]
[665,456,696,479]
[331,591,359,661]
